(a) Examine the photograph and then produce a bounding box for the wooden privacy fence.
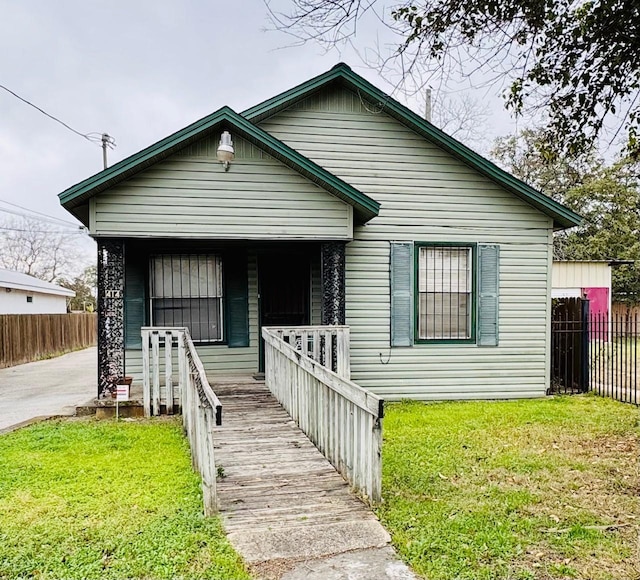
[141,327,222,515]
[0,313,97,368]
[263,326,383,504]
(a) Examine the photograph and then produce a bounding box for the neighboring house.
[552,260,613,322]
[58,63,581,400]
[0,269,75,314]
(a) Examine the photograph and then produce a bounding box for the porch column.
[321,241,346,325]
[97,239,125,398]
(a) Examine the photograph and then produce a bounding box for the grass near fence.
[0,418,249,580]
[378,395,640,580]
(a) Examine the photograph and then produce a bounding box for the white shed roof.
[0,269,75,297]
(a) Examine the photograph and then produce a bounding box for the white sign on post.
[116,384,129,401]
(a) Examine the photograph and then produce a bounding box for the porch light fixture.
[216,131,234,171]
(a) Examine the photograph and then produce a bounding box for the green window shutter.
[124,256,146,349]
[224,250,249,348]
[390,241,414,347]
[477,244,500,346]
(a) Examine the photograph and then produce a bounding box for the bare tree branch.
[0,217,88,282]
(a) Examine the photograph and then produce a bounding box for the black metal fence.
[551,298,639,405]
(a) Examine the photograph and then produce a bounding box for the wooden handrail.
[264,325,351,379]
[182,330,222,425]
[262,326,383,504]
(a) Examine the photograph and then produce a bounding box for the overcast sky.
[0,1,516,239]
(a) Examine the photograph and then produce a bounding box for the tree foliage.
[491,131,640,302]
[57,266,96,312]
[271,0,640,157]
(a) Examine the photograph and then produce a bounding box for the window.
[26,295,33,303]
[417,245,473,341]
[150,255,223,343]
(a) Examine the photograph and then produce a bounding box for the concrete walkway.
[0,347,96,432]
[213,378,415,580]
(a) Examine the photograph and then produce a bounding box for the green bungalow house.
[58,63,581,401]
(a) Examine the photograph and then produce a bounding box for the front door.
[259,252,311,371]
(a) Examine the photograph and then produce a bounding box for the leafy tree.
[271,0,640,157]
[491,131,640,302]
[561,160,640,303]
[491,129,603,200]
[57,266,97,312]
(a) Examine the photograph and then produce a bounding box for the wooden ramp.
[212,377,395,577]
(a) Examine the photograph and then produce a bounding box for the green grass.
[0,418,249,580]
[377,395,640,580]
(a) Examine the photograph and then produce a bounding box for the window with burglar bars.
[418,245,472,340]
[150,255,223,343]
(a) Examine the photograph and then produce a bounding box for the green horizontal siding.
[260,87,553,400]
[91,135,352,240]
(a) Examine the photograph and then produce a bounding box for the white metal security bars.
[418,245,472,340]
[150,255,223,343]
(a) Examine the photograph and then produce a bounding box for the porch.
[96,238,347,394]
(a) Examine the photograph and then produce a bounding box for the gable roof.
[243,63,582,230]
[58,106,380,224]
[0,269,75,297]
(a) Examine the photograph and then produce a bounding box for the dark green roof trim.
[243,63,582,230]
[58,105,380,224]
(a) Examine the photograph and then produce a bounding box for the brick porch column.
[97,239,125,398]
[321,241,346,325]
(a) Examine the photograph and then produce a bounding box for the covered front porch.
[96,237,347,395]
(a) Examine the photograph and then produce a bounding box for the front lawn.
[0,418,249,580]
[378,395,640,580]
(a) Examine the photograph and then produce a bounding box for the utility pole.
[424,88,432,123]
[101,133,115,169]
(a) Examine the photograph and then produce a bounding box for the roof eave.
[59,105,379,225]
[242,63,582,230]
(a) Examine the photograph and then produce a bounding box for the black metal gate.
[550,297,590,394]
[551,297,639,405]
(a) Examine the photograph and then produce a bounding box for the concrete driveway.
[0,347,96,432]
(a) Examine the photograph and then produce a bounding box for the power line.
[0,206,86,231]
[0,198,81,228]
[0,226,87,235]
[0,82,103,146]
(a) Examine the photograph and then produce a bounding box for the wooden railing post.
[142,329,151,417]
[165,330,174,414]
[151,331,160,416]
[201,405,217,516]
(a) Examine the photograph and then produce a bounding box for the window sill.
[414,338,476,345]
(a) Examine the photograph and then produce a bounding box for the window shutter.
[390,242,414,347]
[477,244,500,346]
[124,257,146,349]
[224,250,249,348]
